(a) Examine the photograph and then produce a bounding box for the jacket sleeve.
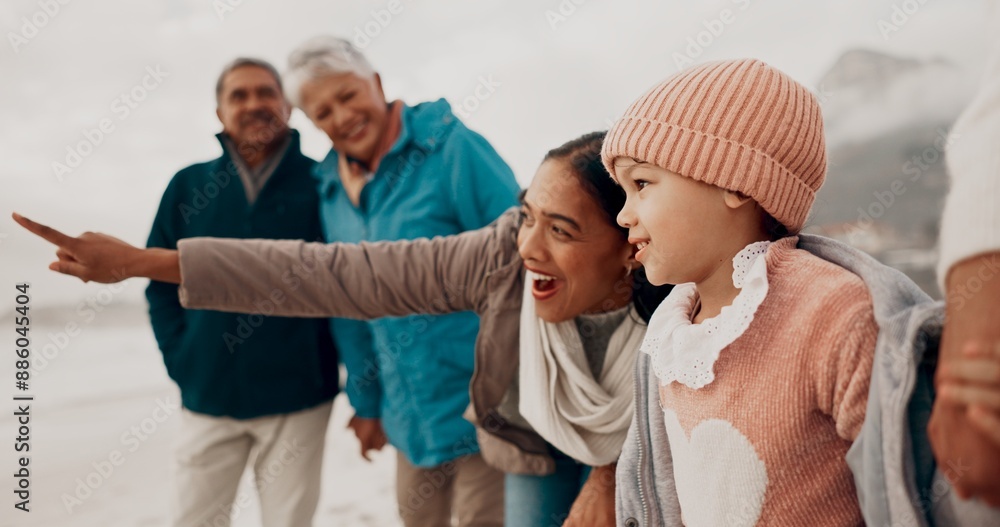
[145,177,188,357]
[177,209,520,319]
[444,126,521,231]
[334,318,382,418]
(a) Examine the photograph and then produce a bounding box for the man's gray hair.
[215,57,284,104]
[285,36,376,108]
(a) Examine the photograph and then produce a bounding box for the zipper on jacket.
[633,357,650,526]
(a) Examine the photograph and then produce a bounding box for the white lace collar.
[641,241,772,390]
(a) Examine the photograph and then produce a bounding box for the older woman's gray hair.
[285,36,376,108]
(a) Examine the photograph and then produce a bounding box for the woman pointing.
[14,131,670,526]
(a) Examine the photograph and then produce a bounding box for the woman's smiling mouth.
[526,269,564,301]
[343,119,368,141]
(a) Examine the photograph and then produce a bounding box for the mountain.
[805,49,977,298]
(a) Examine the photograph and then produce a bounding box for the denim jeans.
[504,447,592,527]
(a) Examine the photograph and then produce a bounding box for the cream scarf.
[518,280,646,466]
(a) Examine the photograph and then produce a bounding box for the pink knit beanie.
[602,59,826,233]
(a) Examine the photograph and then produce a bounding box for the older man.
[144,57,338,527]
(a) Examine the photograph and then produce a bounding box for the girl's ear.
[723,190,755,210]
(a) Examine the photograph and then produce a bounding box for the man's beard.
[239,114,288,153]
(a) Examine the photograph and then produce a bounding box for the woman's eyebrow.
[520,198,582,231]
[542,211,582,231]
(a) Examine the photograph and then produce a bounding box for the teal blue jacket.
[146,131,339,419]
[316,99,520,467]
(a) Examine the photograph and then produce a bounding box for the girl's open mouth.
[634,240,650,262]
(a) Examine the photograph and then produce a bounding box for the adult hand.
[347,414,387,462]
[12,213,179,284]
[563,463,616,527]
[938,343,1000,422]
[933,341,1000,506]
[929,253,1000,506]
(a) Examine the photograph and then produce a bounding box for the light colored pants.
[395,451,505,527]
[171,401,333,527]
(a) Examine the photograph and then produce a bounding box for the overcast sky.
[0,0,991,308]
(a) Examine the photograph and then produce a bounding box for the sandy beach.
[0,305,402,527]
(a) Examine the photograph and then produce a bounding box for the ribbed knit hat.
[602,59,826,233]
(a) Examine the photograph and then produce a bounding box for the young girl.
[604,57,1000,527]
[604,58,879,526]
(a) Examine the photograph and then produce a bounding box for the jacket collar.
[215,129,301,173]
[315,99,458,197]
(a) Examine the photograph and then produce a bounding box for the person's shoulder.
[407,99,488,150]
[156,153,239,207]
[283,130,318,167]
[473,206,521,264]
[171,153,229,183]
[769,238,873,320]
[492,206,521,234]
[405,98,454,124]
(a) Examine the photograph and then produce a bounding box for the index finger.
[11,213,76,248]
[962,341,1000,360]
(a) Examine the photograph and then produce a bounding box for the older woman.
[15,132,670,526]
[284,37,520,527]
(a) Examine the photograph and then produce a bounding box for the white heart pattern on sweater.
[663,409,768,527]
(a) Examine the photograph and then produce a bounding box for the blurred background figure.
[284,36,519,526]
[929,4,1000,509]
[145,58,338,526]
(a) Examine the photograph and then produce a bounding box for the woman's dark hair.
[542,131,673,323]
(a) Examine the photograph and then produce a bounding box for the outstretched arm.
[13,209,521,320]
